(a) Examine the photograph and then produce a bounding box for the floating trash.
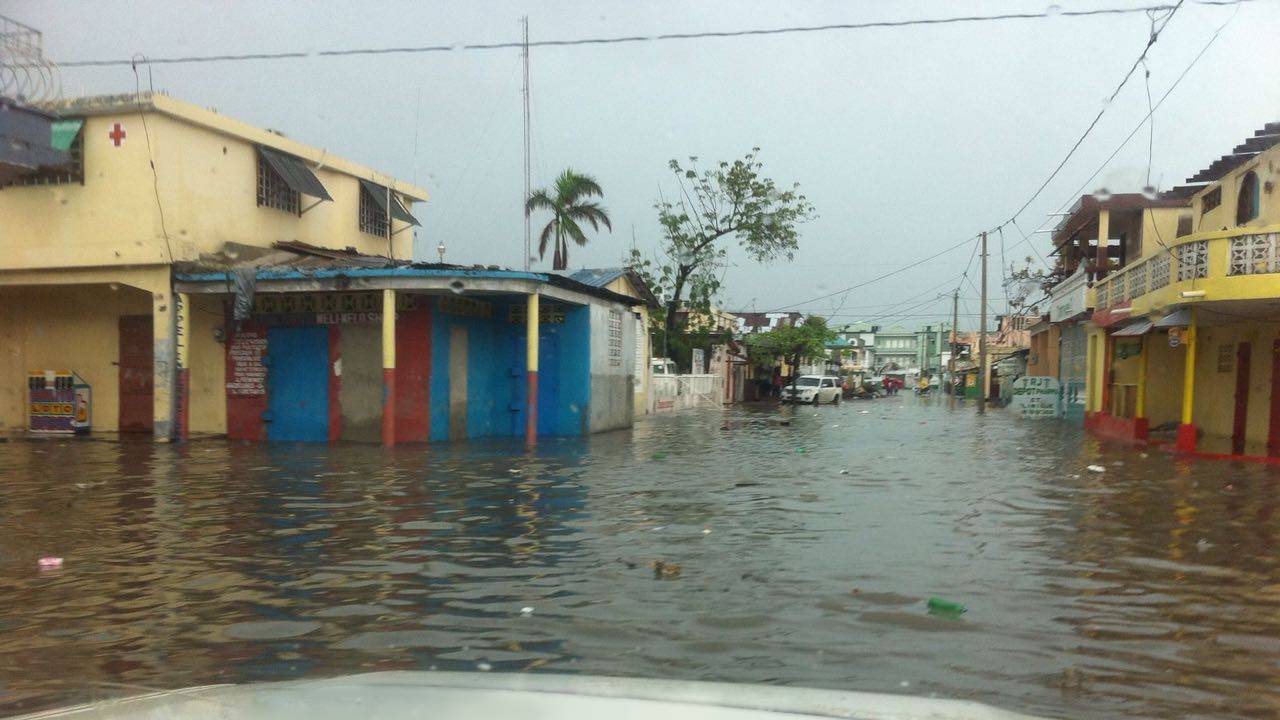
[37,557,63,569]
[652,452,668,460]
[926,597,967,617]
[796,448,807,454]
[1086,465,1106,473]
[839,470,850,475]
[520,606,534,616]
[701,528,712,535]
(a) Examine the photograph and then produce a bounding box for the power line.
[17,1,1250,68]
[766,235,978,312]
[1030,1,1241,237]
[1003,0,1184,229]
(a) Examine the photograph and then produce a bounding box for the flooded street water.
[3,397,1280,719]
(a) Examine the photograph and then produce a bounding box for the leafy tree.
[745,316,835,391]
[526,169,612,270]
[630,149,815,344]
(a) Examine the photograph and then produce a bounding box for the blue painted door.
[537,328,560,435]
[267,326,329,442]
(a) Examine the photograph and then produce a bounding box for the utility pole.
[949,288,958,396]
[977,231,988,415]
[521,16,532,272]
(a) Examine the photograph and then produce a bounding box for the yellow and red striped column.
[382,288,397,447]
[525,292,539,447]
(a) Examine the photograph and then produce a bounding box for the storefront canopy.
[1112,319,1154,337]
[1154,308,1192,328]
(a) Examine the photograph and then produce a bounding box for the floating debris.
[926,597,967,617]
[652,452,668,460]
[796,447,807,454]
[840,470,850,475]
[37,557,63,569]
[651,560,682,579]
[1086,465,1106,473]
[477,661,492,671]
[701,528,712,535]
[520,606,534,616]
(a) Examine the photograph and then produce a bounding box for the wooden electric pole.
[977,231,988,415]
[949,288,959,396]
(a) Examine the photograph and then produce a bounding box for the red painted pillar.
[525,293,539,447]
[381,289,397,447]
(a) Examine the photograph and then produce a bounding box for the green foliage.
[630,148,815,340]
[745,316,835,387]
[526,169,612,270]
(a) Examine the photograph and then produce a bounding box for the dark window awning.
[360,179,420,226]
[257,146,332,200]
[1154,308,1192,328]
[1112,318,1153,337]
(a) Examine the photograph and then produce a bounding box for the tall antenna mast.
[521,16,532,271]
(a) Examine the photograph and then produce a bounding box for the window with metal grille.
[257,155,299,214]
[359,188,388,236]
[3,125,84,188]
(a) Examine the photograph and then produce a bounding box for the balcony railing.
[1093,227,1280,310]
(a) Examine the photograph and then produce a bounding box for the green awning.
[360,179,420,226]
[50,119,83,151]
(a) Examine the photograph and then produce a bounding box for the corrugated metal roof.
[567,268,627,287]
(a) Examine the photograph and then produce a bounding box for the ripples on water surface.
[2,398,1280,719]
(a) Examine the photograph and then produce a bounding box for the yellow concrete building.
[1085,121,1280,458]
[0,93,427,439]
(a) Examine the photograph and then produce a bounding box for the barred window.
[257,155,299,214]
[359,187,388,236]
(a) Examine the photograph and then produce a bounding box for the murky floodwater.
[2,397,1280,719]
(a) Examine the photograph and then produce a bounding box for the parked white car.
[781,375,842,405]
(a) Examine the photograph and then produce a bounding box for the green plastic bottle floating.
[927,597,967,615]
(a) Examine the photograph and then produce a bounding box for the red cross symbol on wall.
[107,123,126,147]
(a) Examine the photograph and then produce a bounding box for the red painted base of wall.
[525,371,538,447]
[382,368,396,447]
[1176,423,1198,453]
[1084,411,1148,442]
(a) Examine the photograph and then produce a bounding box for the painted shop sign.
[253,292,421,315]
[1011,376,1061,419]
[227,329,267,397]
[27,370,91,434]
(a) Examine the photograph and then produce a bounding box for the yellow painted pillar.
[175,292,191,441]
[152,289,175,442]
[1177,308,1198,452]
[1096,208,1110,277]
[525,292,539,446]
[381,288,396,447]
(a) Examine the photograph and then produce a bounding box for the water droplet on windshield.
[1045,4,1063,17]
[1093,188,1112,202]
[1141,185,1158,200]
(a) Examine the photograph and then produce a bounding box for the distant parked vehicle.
[781,375,841,405]
[651,358,677,376]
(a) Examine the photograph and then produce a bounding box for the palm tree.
[526,169,612,270]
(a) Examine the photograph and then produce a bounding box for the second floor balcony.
[1091,224,1280,316]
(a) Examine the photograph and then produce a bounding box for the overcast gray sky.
[9,0,1280,329]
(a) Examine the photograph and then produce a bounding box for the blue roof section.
[566,267,627,288]
[174,265,639,306]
